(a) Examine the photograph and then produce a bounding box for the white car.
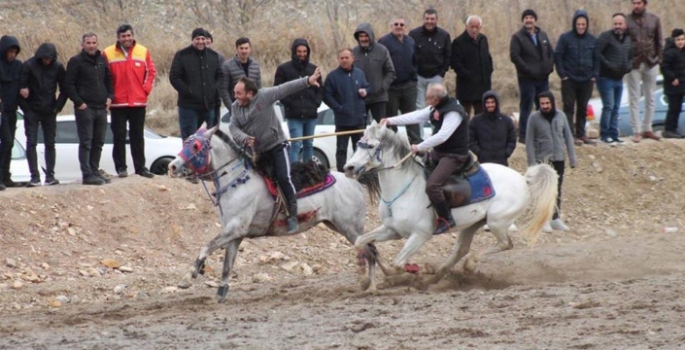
[220,102,432,170]
[14,114,183,183]
[7,139,32,185]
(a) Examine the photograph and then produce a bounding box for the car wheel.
[312,149,330,170]
[150,157,174,175]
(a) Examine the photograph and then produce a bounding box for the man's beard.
[541,108,555,118]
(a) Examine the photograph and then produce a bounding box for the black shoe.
[117,169,128,178]
[27,177,42,187]
[83,176,105,186]
[611,137,625,144]
[432,201,456,235]
[97,174,112,184]
[0,182,5,191]
[3,178,18,188]
[44,177,60,186]
[662,130,684,139]
[600,137,614,144]
[287,216,299,234]
[136,168,155,178]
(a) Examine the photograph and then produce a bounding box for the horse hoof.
[359,276,371,291]
[193,259,206,278]
[216,284,229,303]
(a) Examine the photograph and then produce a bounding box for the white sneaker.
[542,221,553,233]
[484,224,490,231]
[551,218,570,232]
[508,223,518,232]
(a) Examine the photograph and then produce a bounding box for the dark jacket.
[409,25,451,78]
[323,66,370,127]
[627,10,663,68]
[661,39,685,95]
[596,29,633,80]
[510,26,555,81]
[469,91,516,166]
[353,23,396,105]
[220,55,261,107]
[378,32,417,87]
[274,39,323,120]
[430,96,469,155]
[19,43,68,114]
[555,10,599,82]
[0,35,22,112]
[64,49,113,109]
[169,45,223,111]
[451,30,494,102]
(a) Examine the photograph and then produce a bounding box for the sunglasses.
[393,23,406,27]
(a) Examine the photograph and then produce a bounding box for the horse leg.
[420,223,481,287]
[193,218,247,279]
[483,221,514,256]
[357,243,380,293]
[354,225,403,276]
[217,238,243,303]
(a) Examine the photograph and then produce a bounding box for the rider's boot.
[433,201,456,235]
[286,201,299,234]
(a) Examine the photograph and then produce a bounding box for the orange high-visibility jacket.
[103,42,156,108]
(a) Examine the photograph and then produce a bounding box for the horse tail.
[357,172,381,204]
[519,163,558,246]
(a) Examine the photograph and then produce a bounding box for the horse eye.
[192,141,201,152]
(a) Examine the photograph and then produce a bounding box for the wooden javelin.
[287,129,365,142]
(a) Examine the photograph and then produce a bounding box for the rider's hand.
[410,144,420,154]
[245,136,256,147]
[379,118,390,127]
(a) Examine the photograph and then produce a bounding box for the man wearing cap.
[169,28,223,141]
[510,9,555,143]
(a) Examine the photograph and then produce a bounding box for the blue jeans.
[518,78,549,141]
[178,107,215,142]
[596,77,623,140]
[287,118,317,163]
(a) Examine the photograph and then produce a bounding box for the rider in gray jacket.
[229,70,321,234]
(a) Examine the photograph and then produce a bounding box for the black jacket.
[64,49,113,109]
[554,10,599,82]
[323,66,370,127]
[169,45,223,111]
[451,30,494,102]
[19,43,68,114]
[274,39,323,120]
[409,25,451,78]
[378,33,417,86]
[430,96,469,155]
[510,26,555,81]
[469,91,516,166]
[661,39,685,95]
[596,30,633,80]
[0,35,22,113]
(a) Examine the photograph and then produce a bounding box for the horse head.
[344,121,409,179]
[168,124,244,180]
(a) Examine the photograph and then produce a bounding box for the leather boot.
[433,201,456,235]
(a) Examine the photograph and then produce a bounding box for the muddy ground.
[1,140,684,349]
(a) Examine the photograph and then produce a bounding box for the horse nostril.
[344,165,354,172]
[170,164,176,172]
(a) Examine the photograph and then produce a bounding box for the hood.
[35,43,57,62]
[0,35,21,60]
[481,90,500,115]
[664,37,678,51]
[290,38,311,65]
[354,22,376,46]
[572,10,589,36]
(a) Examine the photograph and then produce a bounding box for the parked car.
[13,114,183,183]
[586,75,685,136]
[220,102,432,170]
[8,139,31,185]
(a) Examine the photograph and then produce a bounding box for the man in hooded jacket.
[555,9,599,145]
[469,91,516,166]
[353,23,396,123]
[19,43,68,187]
[0,35,22,190]
[274,38,323,164]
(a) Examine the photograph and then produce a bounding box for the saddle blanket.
[465,165,495,203]
[264,174,336,199]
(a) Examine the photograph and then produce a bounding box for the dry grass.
[1,0,684,136]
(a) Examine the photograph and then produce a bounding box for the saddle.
[424,155,496,209]
[260,161,336,199]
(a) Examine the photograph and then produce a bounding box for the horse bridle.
[177,128,247,181]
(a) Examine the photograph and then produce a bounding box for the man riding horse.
[380,83,469,235]
[229,68,322,234]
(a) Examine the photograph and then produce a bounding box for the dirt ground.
[1,140,685,350]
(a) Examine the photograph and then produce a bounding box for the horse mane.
[377,125,424,173]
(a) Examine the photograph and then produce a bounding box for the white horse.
[168,125,381,302]
[343,122,558,287]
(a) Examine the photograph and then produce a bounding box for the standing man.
[660,29,685,138]
[409,8,451,109]
[204,30,226,126]
[353,22,396,123]
[378,16,423,145]
[596,13,633,144]
[19,43,68,187]
[274,38,323,163]
[510,9,555,143]
[323,48,370,172]
[626,0,663,142]
[169,28,223,141]
[525,91,577,233]
[63,33,114,186]
[555,10,599,146]
[220,37,261,109]
[469,91,516,166]
[451,15,494,117]
[230,71,322,234]
[0,35,22,190]
[103,24,157,178]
